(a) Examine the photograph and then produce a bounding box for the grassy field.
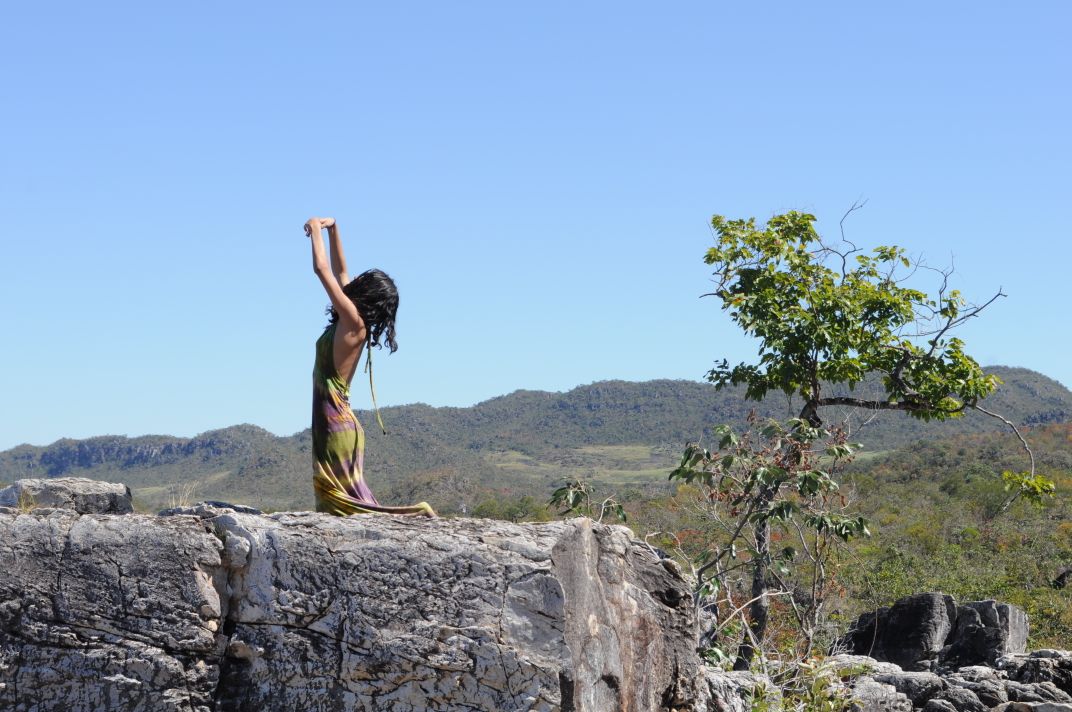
[487,444,675,488]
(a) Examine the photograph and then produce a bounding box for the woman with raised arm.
[303,216,435,517]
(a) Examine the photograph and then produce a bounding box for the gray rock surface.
[1005,680,1072,704]
[698,669,767,712]
[849,678,914,711]
[0,508,222,710]
[944,601,1029,668]
[0,476,133,514]
[838,593,958,670]
[0,492,703,711]
[933,684,989,712]
[873,670,947,706]
[999,651,1072,697]
[838,593,1030,672]
[946,672,1009,708]
[822,653,906,677]
[923,700,959,712]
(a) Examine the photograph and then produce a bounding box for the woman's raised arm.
[305,217,363,328]
[326,220,349,286]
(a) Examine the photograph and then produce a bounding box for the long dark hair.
[328,268,399,353]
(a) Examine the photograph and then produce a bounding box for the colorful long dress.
[311,324,435,516]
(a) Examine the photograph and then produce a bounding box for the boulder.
[1005,680,1072,704]
[923,700,960,712]
[0,508,222,710]
[698,669,768,712]
[872,670,947,706]
[848,678,913,711]
[0,500,703,711]
[825,653,907,676]
[837,593,957,670]
[0,476,133,514]
[946,671,1009,708]
[943,600,1029,667]
[999,651,1072,697]
[838,593,1030,672]
[933,684,989,712]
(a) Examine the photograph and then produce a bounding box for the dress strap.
[364,334,387,435]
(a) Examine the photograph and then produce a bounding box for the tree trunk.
[733,405,822,671]
[733,486,773,670]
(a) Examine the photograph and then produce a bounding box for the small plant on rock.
[548,479,627,523]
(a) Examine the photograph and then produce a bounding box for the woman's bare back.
[331,319,366,387]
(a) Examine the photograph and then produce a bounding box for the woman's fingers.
[304,216,335,236]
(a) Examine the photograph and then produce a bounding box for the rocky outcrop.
[817,654,1072,712]
[0,506,222,710]
[998,651,1072,699]
[0,481,704,711]
[829,595,1072,712]
[4,477,1071,712]
[0,476,133,514]
[837,593,1029,671]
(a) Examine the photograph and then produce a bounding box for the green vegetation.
[705,210,1004,426]
[670,418,868,665]
[689,209,1044,669]
[838,423,1072,648]
[628,423,1072,653]
[2,369,1065,514]
[549,479,627,522]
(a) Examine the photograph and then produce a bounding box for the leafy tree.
[705,209,1003,426]
[699,208,1045,669]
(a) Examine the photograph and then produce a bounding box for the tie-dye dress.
[311,323,434,516]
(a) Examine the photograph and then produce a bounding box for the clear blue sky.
[2,2,1069,450]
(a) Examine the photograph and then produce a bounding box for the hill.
[1,366,1069,513]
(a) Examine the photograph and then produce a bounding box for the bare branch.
[971,404,1036,477]
[713,590,795,636]
[830,199,867,278]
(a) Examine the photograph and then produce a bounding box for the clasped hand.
[304,216,336,237]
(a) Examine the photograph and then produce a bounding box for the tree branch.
[971,404,1036,477]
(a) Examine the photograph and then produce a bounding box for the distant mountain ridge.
[2,366,1069,512]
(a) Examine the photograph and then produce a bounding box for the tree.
[699,208,1044,669]
[706,208,1003,427]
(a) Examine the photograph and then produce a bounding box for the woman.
[304,216,435,517]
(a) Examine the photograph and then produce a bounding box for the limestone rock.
[923,700,959,712]
[933,684,989,712]
[848,677,913,711]
[698,668,768,712]
[824,653,907,676]
[837,593,1030,672]
[0,477,133,514]
[837,593,957,670]
[0,496,702,711]
[872,670,947,706]
[999,651,1072,697]
[1005,680,1072,704]
[943,600,1029,667]
[0,508,223,710]
[945,670,1009,708]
